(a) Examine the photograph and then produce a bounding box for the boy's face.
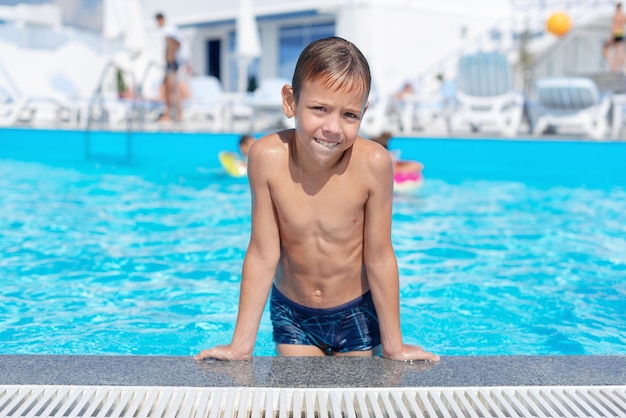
[283,78,368,165]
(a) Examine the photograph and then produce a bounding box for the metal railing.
[84,58,163,161]
[415,0,615,95]
[85,58,164,129]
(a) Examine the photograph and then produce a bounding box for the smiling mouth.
[315,137,339,148]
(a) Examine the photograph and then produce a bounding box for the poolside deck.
[2,355,626,388]
[2,355,625,417]
[7,98,626,142]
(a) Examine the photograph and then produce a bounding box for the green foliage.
[116,69,127,95]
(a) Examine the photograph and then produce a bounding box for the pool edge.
[1,355,625,388]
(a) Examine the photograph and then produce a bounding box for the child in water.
[370,131,424,188]
[238,134,255,161]
[195,37,438,362]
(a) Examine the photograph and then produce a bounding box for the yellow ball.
[546,12,572,37]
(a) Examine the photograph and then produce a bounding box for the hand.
[193,345,252,362]
[383,344,440,362]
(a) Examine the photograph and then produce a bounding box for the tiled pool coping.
[2,355,625,388]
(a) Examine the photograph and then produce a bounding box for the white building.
[139,0,513,98]
[138,0,623,99]
[1,0,619,100]
[1,0,622,132]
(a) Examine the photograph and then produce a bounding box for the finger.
[402,346,441,362]
[411,348,440,362]
[193,350,216,361]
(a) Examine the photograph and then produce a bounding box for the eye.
[344,112,360,120]
[311,106,326,113]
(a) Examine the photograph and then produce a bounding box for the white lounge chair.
[246,77,291,132]
[0,43,79,127]
[55,43,133,129]
[449,52,523,137]
[0,40,135,129]
[531,77,611,140]
[185,76,229,131]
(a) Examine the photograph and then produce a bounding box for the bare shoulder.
[249,129,292,161]
[250,130,294,158]
[247,129,294,180]
[354,136,393,174]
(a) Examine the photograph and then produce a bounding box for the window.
[278,22,335,80]
[228,31,260,92]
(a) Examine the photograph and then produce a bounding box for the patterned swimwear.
[270,284,381,353]
[165,60,179,72]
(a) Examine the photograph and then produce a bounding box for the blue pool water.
[1,128,625,356]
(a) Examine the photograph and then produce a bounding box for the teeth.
[316,138,337,147]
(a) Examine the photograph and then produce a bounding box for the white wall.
[139,0,514,97]
[337,0,512,97]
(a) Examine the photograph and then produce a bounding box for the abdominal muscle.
[268,139,372,310]
[273,233,369,309]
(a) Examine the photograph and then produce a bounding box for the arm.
[195,139,281,361]
[362,146,439,362]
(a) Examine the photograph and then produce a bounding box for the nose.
[322,112,341,136]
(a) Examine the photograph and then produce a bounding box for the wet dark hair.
[239,134,254,147]
[291,37,371,104]
[371,132,392,149]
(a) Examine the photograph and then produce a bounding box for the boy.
[194,37,438,362]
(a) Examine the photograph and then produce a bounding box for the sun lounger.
[246,77,291,131]
[532,76,611,140]
[450,51,524,137]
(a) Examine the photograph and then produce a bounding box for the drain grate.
[1,385,625,417]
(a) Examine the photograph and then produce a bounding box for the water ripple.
[0,159,625,356]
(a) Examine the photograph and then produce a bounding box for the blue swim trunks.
[270,284,381,353]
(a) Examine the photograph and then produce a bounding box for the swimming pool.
[1,128,625,356]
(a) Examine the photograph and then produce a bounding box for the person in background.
[370,131,424,179]
[194,37,439,362]
[603,3,626,71]
[393,81,416,101]
[155,12,182,122]
[391,81,417,134]
[238,134,255,161]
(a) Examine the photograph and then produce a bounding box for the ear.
[282,84,295,118]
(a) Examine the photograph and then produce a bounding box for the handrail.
[84,59,139,161]
[85,57,166,131]
[138,60,163,96]
[414,0,614,95]
[133,59,163,125]
[86,59,139,131]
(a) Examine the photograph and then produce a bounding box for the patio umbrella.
[103,0,124,41]
[124,0,145,58]
[103,0,144,54]
[103,0,146,93]
[236,0,261,93]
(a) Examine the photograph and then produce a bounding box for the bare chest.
[270,173,368,238]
